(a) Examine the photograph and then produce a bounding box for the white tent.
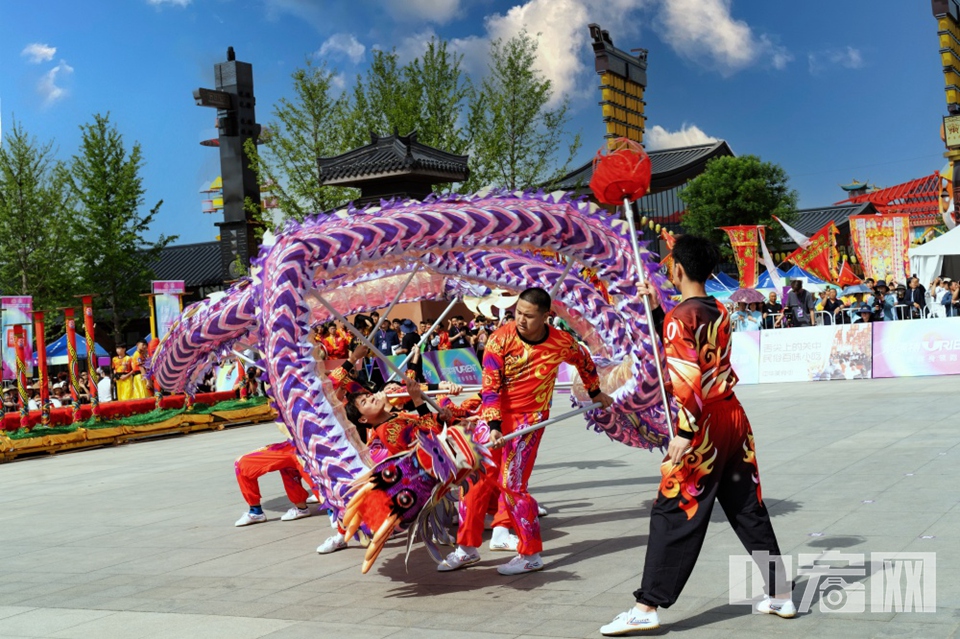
[908,226,960,286]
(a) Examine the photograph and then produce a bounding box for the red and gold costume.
[459,322,601,555]
[322,331,350,360]
[634,297,787,609]
[234,441,314,507]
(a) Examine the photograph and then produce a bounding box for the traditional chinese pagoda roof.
[553,140,734,194]
[318,131,469,186]
[150,241,223,288]
[840,180,873,192]
[788,202,878,239]
[835,171,942,228]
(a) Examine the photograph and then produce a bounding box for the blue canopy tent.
[44,334,110,366]
[755,266,829,290]
[705,272,738,295]
[756,268,788,290]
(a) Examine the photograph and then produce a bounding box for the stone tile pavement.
[0,376,957,638]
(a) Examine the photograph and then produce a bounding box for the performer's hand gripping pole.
[314,294,444,413]
[500,402,602,443]
[623,197,675,441]
[386,296,460,383]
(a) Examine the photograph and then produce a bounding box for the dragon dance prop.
[149,189,677,572]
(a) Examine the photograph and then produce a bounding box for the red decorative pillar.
[13,325,29,430]
[62,308,82,423]
[78,296,100,420]
[33,311,50,425]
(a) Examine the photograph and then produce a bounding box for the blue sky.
[0,0,949,246]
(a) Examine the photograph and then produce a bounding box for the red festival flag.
[719,226,761,288]
[836,259,860,287]
[658,228,677,270]
[784,221,839,283]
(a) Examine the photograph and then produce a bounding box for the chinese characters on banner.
[719,226,761,288]
[151,280,185,341]
[784,222,839,283]
[1,297,33,381]
[849,215,910,283]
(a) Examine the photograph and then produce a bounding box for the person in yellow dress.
[130,339,151,399]
[112,344,134,401]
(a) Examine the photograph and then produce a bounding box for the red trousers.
[235,441,311,507]
[459,412,545,554]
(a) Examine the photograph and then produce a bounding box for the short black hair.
[518,287,552,312]
[137,339,147,346]
[116,343,127,350]
[353,314,373,332]
[344,392,366,437]
[672,235,719,284]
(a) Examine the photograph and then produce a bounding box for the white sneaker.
[599,609,660,635]
[306,494,320,504]
[756,596,797,618]
[316,533,348,554]
[497,554,543,575]
[235,511,267,527]
[538,504,548,516]
[280,507,311,521]
[437,547,481,572]
[489,533,519,552]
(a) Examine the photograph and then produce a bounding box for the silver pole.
[368,263,422,337]
[548,256,577,299]
[386,297,459,383]
[314,294,444,412]
[500,402,602,443]
[623,197,675,441]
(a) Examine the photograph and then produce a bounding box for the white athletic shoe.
[497,554,543,575]
[316,533,348,554]
[437,547,481,572]
[235,511,267,527]
[306,494,320,504]
[756,596,797,618]
[599,609,661,635]
[489,533,519,552]
[280,507,311,521]
[538,504,548,517]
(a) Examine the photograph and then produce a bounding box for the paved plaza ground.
[0,375,957,638]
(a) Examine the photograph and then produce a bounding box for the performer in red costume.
[233,440,316,526]
[601,235,792,636]
[440,287,613,575]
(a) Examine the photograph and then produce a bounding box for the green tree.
[349,49,423,147]
[68,113,175,344]
[246,61,357,227]
[0,119,78,316]
[405,38,471,156]
[678,154,799,255]
[466,30,581,191]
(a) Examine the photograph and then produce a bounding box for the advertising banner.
[1,297,33,381]
[152,280,184,341]
[730,331,761,385]
[758,324,873,383]
[872,318,960,378]
[849,215,910,284]
[423,348,482,386]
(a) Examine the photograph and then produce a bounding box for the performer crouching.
[441,287,613,575]
[601,235,792,636]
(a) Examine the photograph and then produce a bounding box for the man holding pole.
[600,235,791,635]
[440,287,613,575]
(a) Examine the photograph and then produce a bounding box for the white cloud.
[21,43,56,63]
[657,0,790,75]
[808,46,863,74]
[645,123,718,151]
[317,33,366,64]
[147,0,191,6]
[38,60,73,106]
[394,28,439,65]
[445,0,653,107]
[384,0,461,24]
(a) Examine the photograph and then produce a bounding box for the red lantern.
[588,138,652,206]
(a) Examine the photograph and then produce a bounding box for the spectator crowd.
[730,275,960,331]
